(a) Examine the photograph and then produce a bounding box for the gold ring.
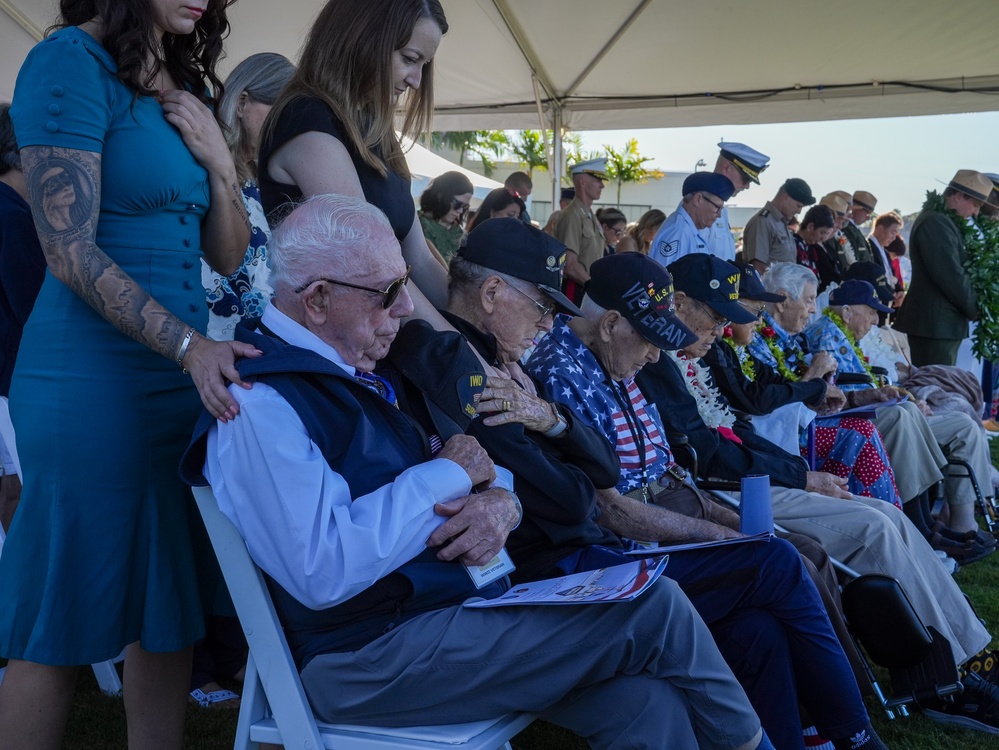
[502,400,512,411]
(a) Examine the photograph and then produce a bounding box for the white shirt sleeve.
[203,382,473,610]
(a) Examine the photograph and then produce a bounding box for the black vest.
[182,327,506,667]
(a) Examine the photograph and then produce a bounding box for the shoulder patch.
[457,372,486,419]
[759,209,771,218]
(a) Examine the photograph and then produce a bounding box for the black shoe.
[924,672,999,734]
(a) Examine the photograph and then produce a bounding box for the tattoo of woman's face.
[28,156,96,235]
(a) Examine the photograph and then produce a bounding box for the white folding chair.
[190,485,535,750]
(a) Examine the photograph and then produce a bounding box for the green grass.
[9,438,999,748]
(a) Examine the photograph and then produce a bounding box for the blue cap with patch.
[586,253,697,351]
[682,172,736,202]
[829,280,893,313]
[667,253,757,324]
[459,218,582,315]
[718,141,770,184]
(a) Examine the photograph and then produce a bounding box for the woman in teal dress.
[0,1,260,747]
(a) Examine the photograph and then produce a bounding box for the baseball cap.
[843,262,894,307]
[458,218,581,315]
[667,253,757,324]
[829,280,893,313]
[682,172,736,201]
[586,253,697,351]
[736,263,785,303]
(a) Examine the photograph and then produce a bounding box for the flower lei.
[722,328,756,382]
[822,306,875,380]
[758,324,800,381]
[667,351,736,429]
[924,189,999,361]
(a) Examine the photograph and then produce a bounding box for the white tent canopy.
[4,0,998,126]
[401,137,503,204]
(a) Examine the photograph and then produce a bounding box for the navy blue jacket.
[636,354,809,490]
[182,326,506,668]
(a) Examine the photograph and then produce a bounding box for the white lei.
[667,351,736,429]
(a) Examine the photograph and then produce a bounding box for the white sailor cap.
[570,158,608,181]
[717,142,770,184]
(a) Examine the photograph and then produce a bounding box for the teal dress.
[0,27,206,664]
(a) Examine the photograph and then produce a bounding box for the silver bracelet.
[176,327,196,371]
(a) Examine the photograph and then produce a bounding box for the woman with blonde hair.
[616,208,665,255]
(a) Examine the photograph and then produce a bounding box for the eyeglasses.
[294,266,412,309]
[506,281,556,322]
[603,224,626,237]
[692,298,729,332]
[451,198,471,214]
[739,301,766,321]
[698,193,724,213]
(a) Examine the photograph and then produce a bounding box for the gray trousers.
[926,411,993,507]
[768,488,991,665]
[300,576,761,750]
[872,400,946,502]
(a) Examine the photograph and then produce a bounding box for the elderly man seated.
[804,280,996,551]
[624,254,999,731]
[753,265,994,557]
[181,195,777,750]
[401,221,884,750]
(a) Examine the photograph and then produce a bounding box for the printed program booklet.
[464,556,668,608]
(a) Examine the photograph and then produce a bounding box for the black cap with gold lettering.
[586,253,697,351]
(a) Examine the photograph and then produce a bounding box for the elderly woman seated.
[703,266,901,508]
[803,279,996,547]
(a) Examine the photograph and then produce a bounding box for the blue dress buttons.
[46,121,59,132]
[183,239,191,247]
[184,281,193,290]
[183,260,195,269]
[189,303,200,312]
[50,86,64,96]
[48,104,60,115]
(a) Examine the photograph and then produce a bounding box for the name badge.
[465,548,516,589]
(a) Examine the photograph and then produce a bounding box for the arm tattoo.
[22,146,187,360]
[232,180,251,231]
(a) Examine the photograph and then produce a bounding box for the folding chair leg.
[91,659,122,696]
[234,654,265,750]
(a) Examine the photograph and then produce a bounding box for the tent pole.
[0,0,43,41]
[551,107,564,212]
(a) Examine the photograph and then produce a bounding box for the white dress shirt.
[203,305,475,610]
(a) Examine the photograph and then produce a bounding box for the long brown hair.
[266,0,447,179]
[57,0,233,105]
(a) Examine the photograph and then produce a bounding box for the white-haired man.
[181,194,772,750]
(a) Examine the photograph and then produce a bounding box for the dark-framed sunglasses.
[294,266,412,309]
[451,198,471,214]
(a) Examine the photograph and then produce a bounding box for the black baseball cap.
[829,280,893,313]
[667,253,757,324]
[586,253,697,351]
[458,218,582,315]
[736,263,785,303]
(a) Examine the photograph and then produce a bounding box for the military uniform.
[554,197,604,274]
[743,201,796,266]
[703,206,737,261]
[842,220,873,264]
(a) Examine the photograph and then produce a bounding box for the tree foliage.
[603,138,665,204]
[428,130,510,176]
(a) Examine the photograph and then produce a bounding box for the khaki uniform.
[742,200,796,266]
[554,197,604,273]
